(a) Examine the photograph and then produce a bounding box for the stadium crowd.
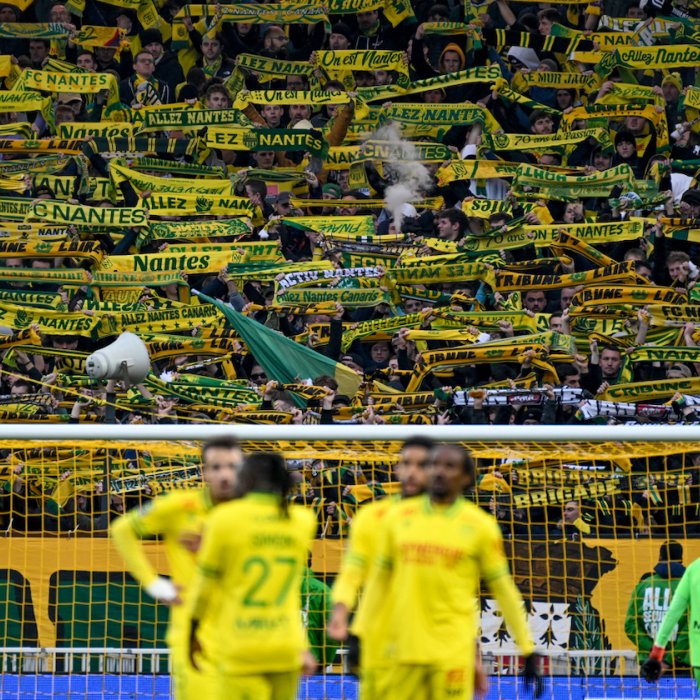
[0,0,699,538]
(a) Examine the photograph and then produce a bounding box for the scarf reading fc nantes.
[16,69,119,105]
[27,201,148,228]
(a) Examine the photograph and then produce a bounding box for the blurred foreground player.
[377,444,543,700]
[111,435,242,700]
[641,556,700,692]
[188,452,317,700]
[330,437,466,698]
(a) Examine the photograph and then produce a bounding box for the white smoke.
[370,123,432,232]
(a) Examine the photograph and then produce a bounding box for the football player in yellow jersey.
[328,436,434,699]
[188,451,318,700]
[378,443,544,700]
[111,435,242,700]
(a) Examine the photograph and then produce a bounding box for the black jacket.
[153,51,184,96]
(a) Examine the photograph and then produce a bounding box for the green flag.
[194,290,363,397]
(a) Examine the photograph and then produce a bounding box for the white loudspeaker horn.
[85,332,151,385]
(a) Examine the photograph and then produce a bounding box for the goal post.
[6,423,700,440]
[1,425,699,700]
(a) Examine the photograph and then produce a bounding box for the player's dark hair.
[431,444,476,488]
[241,452,292,517]
[202,436,240,460]
[401,436,435,452]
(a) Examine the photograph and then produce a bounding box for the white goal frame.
[6,424,700,441]
[3,423,698,682]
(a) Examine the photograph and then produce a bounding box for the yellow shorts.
[215,670,299,700]
[386,664,475,700]
[360,666,391,700]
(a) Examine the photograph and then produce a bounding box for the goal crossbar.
[5,424,700,441]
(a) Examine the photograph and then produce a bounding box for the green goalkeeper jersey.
[655,558,700,667]
[624,565,690,666]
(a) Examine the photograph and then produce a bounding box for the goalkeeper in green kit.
[641,556,700,690]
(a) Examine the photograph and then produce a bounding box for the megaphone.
[86,332,151,385]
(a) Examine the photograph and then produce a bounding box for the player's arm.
[480,519,534,656]
[480,517,543,697]
[329,507,375,640]
[641,566,692,681]
[111,496,180,603]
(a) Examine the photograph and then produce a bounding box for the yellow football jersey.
[111,488,214,643]
[377,494,535,666]
[331,497,395,668]
[191,492,316,675]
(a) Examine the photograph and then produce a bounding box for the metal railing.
[0,647,640,676]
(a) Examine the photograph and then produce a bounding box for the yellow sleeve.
[480,515,535,656]
[331,505,376,609]
[110,495,179,588]
[190,508,226,622]
[375,505,397,572]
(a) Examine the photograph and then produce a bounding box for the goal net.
[1,424,698,700]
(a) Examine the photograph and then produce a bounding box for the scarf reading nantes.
[276,267,383,290]
[100,305,224,336]
[0,89,51,118]
[460,220,644,254]
[0,22,74,39]
[377,103,500,135]
[136,108,251,133]
[592,46,700,77]
[16,69,119,106]
[0,302,101,337]
[98,247,269,276]
[314,50,410,83]
[58,122,136,139]
[206,127,328,158]
[235,53,316,82]
[234,89,357,111]
[275,287,392,308]
[356,65,502,103]
[142,193,259,220]
[328,141,453,167]
[27,200,148,228]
